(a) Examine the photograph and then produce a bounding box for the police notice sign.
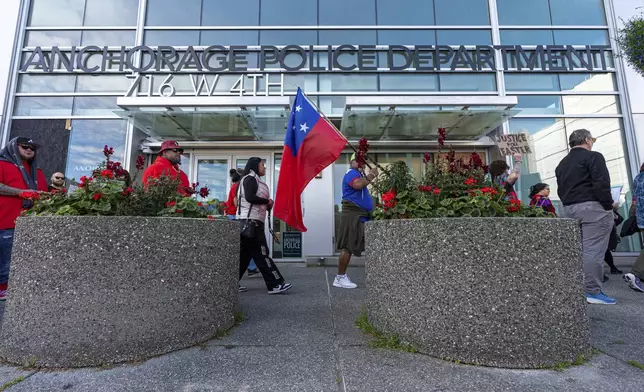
[495,134,532,156]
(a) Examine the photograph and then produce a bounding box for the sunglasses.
[54,176,65,180]
[170,149,183,154]
[19,144,36,151]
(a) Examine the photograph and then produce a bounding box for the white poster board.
[495,133,532,156]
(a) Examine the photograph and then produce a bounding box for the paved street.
[0,264,642,391]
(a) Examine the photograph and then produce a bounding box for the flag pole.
[298,89,386,173]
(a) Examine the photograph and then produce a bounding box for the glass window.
[565,118,623,161]
[195,159,229,202]
[434,0,489,25]
[84,0,139,26]
[380,74,439,91]
[145,30,201,46]
[201,30,259,46]
[320,75,378,92]
[436,30,492,45]
[146,0,201,25]
[29,0,84,26]
[201,0,259,26]
[553,30,609,46]
[260,30,317,46]
[65,120,127,182]
[26,31,81,47]
[76,75,132,93]
[439,74,496,91]
[500,30,553,46]
[377,0,435,25]
[497,0,550,25]
[318,96,347,116]
[81,30,136,46]
[559,73,616,91]
[261,0,316,25]
[505,74,559,91]
[257,74,318,93]
[72,96,121,116]
[319,0,376,25]
[550,0,607,26]
[562,95,620,115]
[14,97,73,116]
[17,75,76,93]
[515,95,562,115]
[319,30,377,46]
[377,30,435,45]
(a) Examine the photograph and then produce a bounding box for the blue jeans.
[0,229,15,284]
[228,215,257,271]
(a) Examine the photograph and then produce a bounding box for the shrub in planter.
[617,13,644,76]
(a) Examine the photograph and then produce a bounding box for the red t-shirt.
[225,183,239,215]
[0,161,48,230]
[142,156,191,196]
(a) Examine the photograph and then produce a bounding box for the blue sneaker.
[586,292,617,305]
[623,273,644,293]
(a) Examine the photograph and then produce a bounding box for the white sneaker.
[333,275,357,289]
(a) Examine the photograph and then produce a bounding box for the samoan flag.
[274,88,346,232]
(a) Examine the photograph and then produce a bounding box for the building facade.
[1,0,643,260]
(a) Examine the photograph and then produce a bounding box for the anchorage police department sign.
[21,44,612,73]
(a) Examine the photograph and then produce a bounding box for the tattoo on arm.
[0,183,23,196]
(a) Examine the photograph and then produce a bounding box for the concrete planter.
[364,218,591,369]
[0,216,238,368]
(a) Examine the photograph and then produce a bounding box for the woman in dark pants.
[237,157,292,294]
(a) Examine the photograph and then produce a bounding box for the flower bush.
[371,142,553,220]
[617,13,644,76]
[24,146,224,219]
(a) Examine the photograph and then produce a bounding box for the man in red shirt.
[0,137,48,300]
[142,140,191,196]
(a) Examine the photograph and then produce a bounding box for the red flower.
[506,198,521,212]
[79,175,92,187]
[136,155,145,170]
[471,152,483,169]
[166,201,177,207]
[418,185,433,193]
[433,188,441,195]
[199,186,210,198]
[121,187,134,196]
[381,189,397,211]
[176,209,183,213]
[207,215,216,220]
[103,145,114,158]
[480,187,498,195]
[197,202,203,207]
[92,193,103,201]
[464,177,477,186]
[356,138,370,167]
[423,152,432,164]
[438,128,447,147]
[101,169,114,179]
[20,191,40,200]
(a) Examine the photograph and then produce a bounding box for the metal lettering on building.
[20,44,613,73]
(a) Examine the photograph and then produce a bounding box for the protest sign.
[495,133,532,156]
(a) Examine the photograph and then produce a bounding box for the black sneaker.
[610,268,623,275]
[248,268,259,277]
[268,283,292,295]
[239,285,248,292]
[603,275,609,283]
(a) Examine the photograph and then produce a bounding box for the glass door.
[193,156,232,214]
[272,154,303,260]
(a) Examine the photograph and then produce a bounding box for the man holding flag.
[274,88,347,232]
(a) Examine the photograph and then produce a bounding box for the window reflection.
[377,30,435,45]
[26,31,81,47]
[146,0,201,25]
[200,31,259,46]
[550,0,607,25]
[500,30,553,46]
[377,0,435,25]
[515,95,562,115]
[319,75,378,92]
[72,96,121,116]
[319,30,377,45]
[65,120,127,182]
[201,0,259,26]
[195,159,229,202]
[380,74,439,91]
[435,0,489,25]
[439,74,496,91]
[319,0,376,25]
[145,30,201,46]
[29,0,84,26]
[553,30,609,46]
[14,97,73,116]
[84,0,139,26]
[505,74,559,91]
[261,0,317,25]
[436,30,492,45]
[17,75,76,93]
[562,95,620,115]
[81,30,136,46]
[76,75,132,93]
[497,0,550,25]
[318,96,346,116]
[559,73,616,91]
[260,30,317,46]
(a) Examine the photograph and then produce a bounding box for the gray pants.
[632,249,644,279]
[563,201,614,294]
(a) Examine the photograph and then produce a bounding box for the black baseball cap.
[15,137,40,148]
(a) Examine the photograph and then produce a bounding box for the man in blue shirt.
[334,153,378,289]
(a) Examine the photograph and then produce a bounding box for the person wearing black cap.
[238,157,292,294]
[0,137,48,301]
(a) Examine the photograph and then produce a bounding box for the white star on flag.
[295,105,302,112]
[300,123,310,133]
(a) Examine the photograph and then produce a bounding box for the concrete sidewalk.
[0,264,642,391]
